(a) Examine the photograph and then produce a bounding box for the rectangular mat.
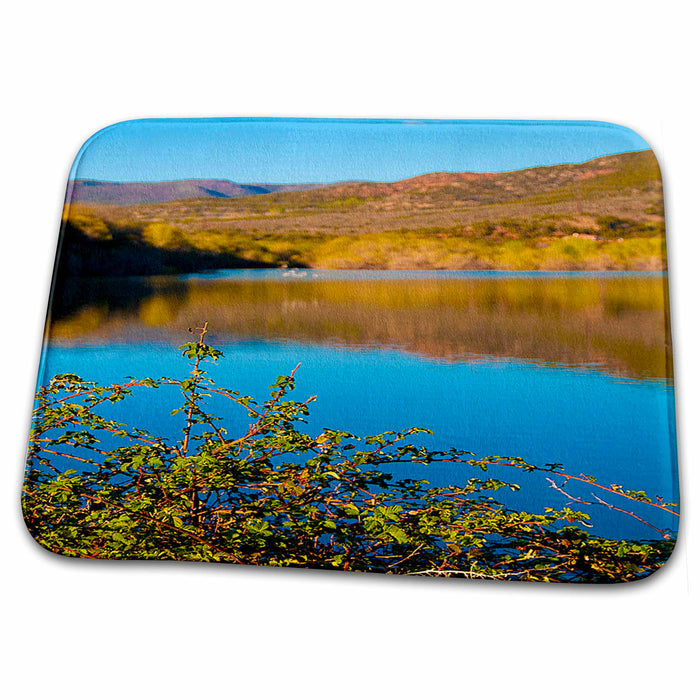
[23,118,679,582]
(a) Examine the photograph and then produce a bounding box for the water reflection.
[49,271,672,382]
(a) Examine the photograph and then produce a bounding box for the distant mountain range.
[68,151,658,207]
[69,179,330,205]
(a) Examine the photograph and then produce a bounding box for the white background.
[2,2,697,697]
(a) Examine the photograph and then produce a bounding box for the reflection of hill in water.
[49,274,672,381]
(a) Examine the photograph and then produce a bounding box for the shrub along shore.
[58,210,666,276]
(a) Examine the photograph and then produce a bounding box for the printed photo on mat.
[24,119,679,582]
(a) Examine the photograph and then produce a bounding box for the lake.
[39,270,679,541]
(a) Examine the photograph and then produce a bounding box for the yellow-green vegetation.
[61,150,666,272]
[305,229,665,271]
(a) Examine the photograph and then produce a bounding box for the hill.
[60,150,666,274]
[69,179,330,205]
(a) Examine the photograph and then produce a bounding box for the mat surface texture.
[23,119,679,582]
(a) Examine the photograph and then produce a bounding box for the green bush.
[23,326,677,581]
[141,222,187,249]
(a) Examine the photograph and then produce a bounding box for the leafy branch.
[23,325,678,582]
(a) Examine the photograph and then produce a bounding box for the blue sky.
[71,118,651,184]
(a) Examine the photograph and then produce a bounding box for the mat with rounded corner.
[23,118,679,582]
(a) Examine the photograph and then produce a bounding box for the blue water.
[39,336,679,541]
[180,268,664,281]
